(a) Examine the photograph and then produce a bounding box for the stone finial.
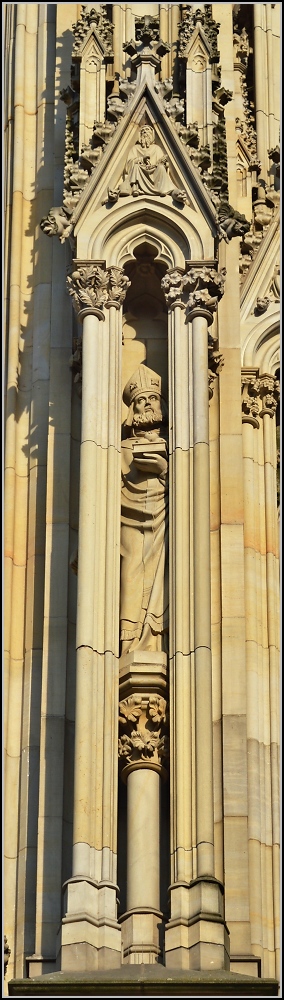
[66,263,130,318]
[72,5,113,58]
[179,5,220,62]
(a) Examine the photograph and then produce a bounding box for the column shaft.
[127,768,160,912]
[58,301,122,970]
[191,313,214,876]
[168,304,192,886]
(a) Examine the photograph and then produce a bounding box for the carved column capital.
[161,267,185,309]
[241,370,260,427]
[183,265,226,324]
[118,694,169,781]
[66,261,130,319]
[161,265,226,323]
[105,266,131,309]
[258,374,280,418]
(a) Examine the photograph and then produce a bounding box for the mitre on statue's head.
[123,365,163,407]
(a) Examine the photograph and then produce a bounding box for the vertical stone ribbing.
[57,263,129,971]
[4,5,37,981]
[254,4,269,184]
[162,264,229,971]
[259,380,280,980]
[161,272,193,895]
[209,380,224,887]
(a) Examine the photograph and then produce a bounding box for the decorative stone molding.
[135,15,160,45]
[40,206,73,244]
[241,371,261,427]
[123,30,170,77]
[69,338,82,398]
[233,24,251,70]
[241,372,280,425]
[217,200,250,242]
[208,342,224,399]
[269,263,280,302]
[268,145,280,178]
[160,268,185,309]
[66,263,130,318]
[254,296,270,316]
[4,935,11,978]
[118,695,168,774]
[258,375,280,418]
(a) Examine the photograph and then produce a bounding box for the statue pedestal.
[165,878,230,972]
[119,651,168,700]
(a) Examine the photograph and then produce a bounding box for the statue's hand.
[133,454,168,476]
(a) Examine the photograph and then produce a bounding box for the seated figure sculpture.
[120,124,173,197]
[107,125,186,204]
[120,365,169,655]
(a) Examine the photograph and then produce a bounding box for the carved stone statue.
[120,365,169,655]
[107,125,186,204]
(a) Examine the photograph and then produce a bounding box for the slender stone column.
[118,672,168,965]
[241,375,264,971]
[254,5,270,185]
[259,375,280,980]
[162,265,229,971]
[56,262,130,972]
[161,269,193,902]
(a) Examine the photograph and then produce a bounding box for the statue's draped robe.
[120,436,169,648]
[120,141,173,197]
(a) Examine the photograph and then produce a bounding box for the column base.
[165,878,230,971]
[56,878,121,972]
[120,907,163,965]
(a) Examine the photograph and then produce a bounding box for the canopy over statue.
[120,364,169,654]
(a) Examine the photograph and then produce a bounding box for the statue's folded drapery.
[120,437,169,650]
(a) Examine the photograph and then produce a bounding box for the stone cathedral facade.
[4,4,280,997]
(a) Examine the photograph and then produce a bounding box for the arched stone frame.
[85,201,208,265]
[68,187,230,968]
[241,310,280,374]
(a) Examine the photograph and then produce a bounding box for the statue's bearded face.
[132,391,163,427]
[140,129,152,149]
